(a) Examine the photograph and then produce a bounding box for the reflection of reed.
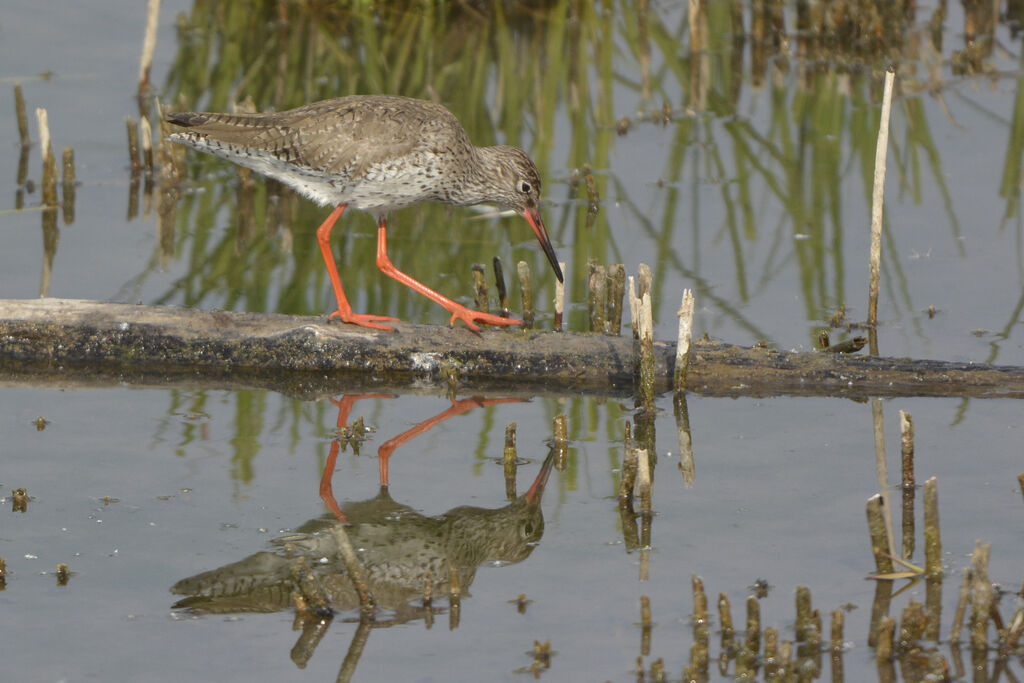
[36,108,60,298]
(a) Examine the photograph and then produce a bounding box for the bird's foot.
[329,310,400,332]
[447,306,524,332]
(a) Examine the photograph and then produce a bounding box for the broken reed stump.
[492,257,510,318]
[607,264,626,335]
[900,410,916,561]
[923,477,942,579]
[674,289,695,392]
[517,261,534,329]
[588,260,607,333]
[553,261,565,332]
[968,542,993,653]
[15,83,29,147]
[718,593,734,647]
[691,575,708,629]
[471,264,488,312]
[61,147,76,225]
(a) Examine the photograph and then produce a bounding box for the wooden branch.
[2,298,1024,399]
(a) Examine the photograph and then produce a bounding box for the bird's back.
[166,95,477,211]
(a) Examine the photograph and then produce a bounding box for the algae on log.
[2,298,1024,399]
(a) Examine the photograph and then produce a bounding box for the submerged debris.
[12,488,28,513]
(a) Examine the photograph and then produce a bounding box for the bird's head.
[481,146,563,284]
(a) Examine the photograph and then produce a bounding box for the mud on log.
[1,298,1024,399]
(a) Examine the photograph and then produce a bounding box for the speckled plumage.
[168,96,544,217]
[166,95,562,331]
[170,453,553,616]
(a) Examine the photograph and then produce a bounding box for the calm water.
[2,2,1023,681]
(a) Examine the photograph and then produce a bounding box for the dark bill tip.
[523,208,563,284]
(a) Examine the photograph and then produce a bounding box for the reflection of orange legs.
[330,394,393,429]
[373,217,523,332]
[319,395,524,518]
[316,205,400,331]
[375,397,522,487]
[319,440,347,521]
[319,394,394,521]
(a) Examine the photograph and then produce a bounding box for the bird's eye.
[518,181,532,194]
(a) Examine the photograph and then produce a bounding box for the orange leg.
[374,217,524,332]
[316,205,400,331]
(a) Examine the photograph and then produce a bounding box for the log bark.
[1,298,1023,399]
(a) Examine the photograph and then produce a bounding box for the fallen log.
[1,298,1023,399]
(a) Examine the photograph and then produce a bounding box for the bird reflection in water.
[171,395,554,675]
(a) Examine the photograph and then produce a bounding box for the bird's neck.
[447,145,507,206]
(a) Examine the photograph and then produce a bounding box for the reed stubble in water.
[830,609,844,655]
[866,494,894,574]
[968,542,993,653]
[900,410,916,560]
[14,82,29,147]
[794,585,814,643]
[553,261,565,332]
[471,264,488,312]
[763,627,779,676]
[744,596,761,658]
[503,422,517,500]
[492,256,509,317]
[876,617,895,660]
[587,261,606,333]
[674,289,695,392]
[61,147,75,225]
[718,592,734,643]
[606,264,625,335]
[923,476,942,579]
[517,261,533,328]
[868,69,896,354]
[684,575,710,678]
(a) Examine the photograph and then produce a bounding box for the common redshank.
[170,451,554,615]
[165,95,563,332]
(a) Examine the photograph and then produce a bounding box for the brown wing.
[167,96,466,180]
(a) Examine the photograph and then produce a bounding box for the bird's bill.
[522,208,564,283]
[524,450,556,505]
